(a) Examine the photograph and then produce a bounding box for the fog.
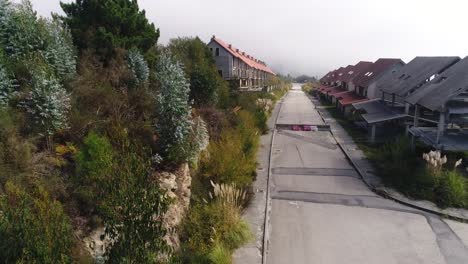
[24,0,468,77]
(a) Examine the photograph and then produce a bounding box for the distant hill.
[294,75,317,83]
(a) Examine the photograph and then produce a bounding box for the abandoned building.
[207,35,275,90]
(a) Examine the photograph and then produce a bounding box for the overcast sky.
[23,0,468,77]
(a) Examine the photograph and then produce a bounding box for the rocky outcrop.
[76,163,192,262]
[157,163,192,250]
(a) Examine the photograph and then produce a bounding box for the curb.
[308,93,468,223]
[262,94,286,264]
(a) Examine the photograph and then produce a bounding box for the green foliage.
[0,181,73,263]
[60,0,159,60]
[75,131,113,210]
[2,0,45,60]
[21,69,71,136]
[208,245,231,264]
[180,201,252,264]
[128,48,149,84]
[0,62,17,107]
[367,136,468,208]
[154,52,193,164]
[42,18,76,79]
[168,37,224,106]
[188,115,209,165]
[200,110,259,188]
[434,170,467,208]
[0,108,34,185]
[98,146,171,263]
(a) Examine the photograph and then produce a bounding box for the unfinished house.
[351,56,460,142]
[207,36,275,90]
[406,57,468,150]
[351,58,405,98]
[343,61,373,92]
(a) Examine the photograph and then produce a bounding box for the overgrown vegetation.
[0,0,290,263]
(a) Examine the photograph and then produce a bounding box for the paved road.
[265,84,468,264]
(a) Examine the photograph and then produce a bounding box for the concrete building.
[351,58,405,99]
[207,36,275,90]
[352,56,460,143]
[341,61,373,91]
[406,56,468,150]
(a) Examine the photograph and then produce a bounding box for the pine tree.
[0,63,16,107]
[154,53,193,163]
[21,70,71,137]
[127,49,149,84]
[43,19,76,80]
[60,0,159,60]
[3,0,45,60]
[0,0,12,47]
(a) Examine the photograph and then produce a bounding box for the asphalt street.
[265,84,468,264]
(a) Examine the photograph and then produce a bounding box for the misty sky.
[23,0,468,77]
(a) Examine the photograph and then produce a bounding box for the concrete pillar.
[405,103,410,114]
[436,111,446,144]
[391,94,395,107]
[413,105,420,127]
[371,124,376,143]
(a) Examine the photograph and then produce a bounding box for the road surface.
[265,84,468,264]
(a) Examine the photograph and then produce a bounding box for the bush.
[180,201,252,264]
[0,181,73,263]
[371,136,421,189]
[75,131,113,211]
[0,108,34,185]
[200,116,258,188]
[99,147,171,263]
[435,171,467,208]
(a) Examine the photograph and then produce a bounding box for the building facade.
[207,36,275,90]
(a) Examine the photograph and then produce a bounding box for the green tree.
[2,0,46,60]
[75,131,114,210]
[99,146,171,263]
[0,62,16,107]
[0,181,73,263]
[21,69,71,139]
[42,18,76,80]
[167,37,224,106]
[154,52,193,164]
[128,48,149,84]
[60,0,159,61]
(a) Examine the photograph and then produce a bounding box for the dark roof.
[328,67,344,83]
[335,65,354,82]
[352,58,405,88]
[378,56,460,97]
[320,70,335,82]
[340,61,373,83]
[405,56,468,111]
[353,99,407,124]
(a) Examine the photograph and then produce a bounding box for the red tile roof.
[352,58,405,88]
[327,87,346,95]
[338,91,369,106]
[211,37,275,75]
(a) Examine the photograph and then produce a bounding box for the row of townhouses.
[207,35,275,90]
[317,56,468,151]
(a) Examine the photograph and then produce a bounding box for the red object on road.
[292,125,302,131]
[303,125,312,131]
